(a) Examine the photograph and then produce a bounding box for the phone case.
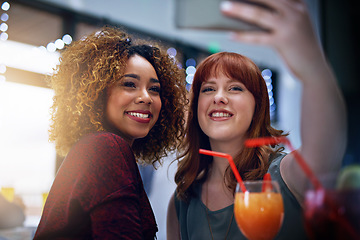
[175,0,266,31]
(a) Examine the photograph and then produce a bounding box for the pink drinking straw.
[199,149,247,192]
[245,136,323,191]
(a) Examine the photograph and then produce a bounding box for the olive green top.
[174,153,309,240]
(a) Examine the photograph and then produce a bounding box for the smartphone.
[174,0,268,31]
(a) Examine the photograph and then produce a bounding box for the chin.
[132,132,150,140]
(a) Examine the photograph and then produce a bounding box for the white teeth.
[128,112,149,119]
[211,112,231,117]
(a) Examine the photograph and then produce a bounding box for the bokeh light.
[186,66,196,75]
[0,22,8,31]
[208,41,220,54]
[167,47,177,57]
[1,13,9,22]
[62,34,72,45]
[46,42,56,52]
[54,39,65,49]
[1,2,10,11]
[185,58,196,67]
[186,74,194,85]
[0,32,8,41]
[262,68,276,120]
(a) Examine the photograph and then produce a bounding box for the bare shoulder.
[279,153,308,205]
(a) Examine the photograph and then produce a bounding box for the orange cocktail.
[234,181,284,240]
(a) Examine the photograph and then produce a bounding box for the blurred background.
[0,0,359,239]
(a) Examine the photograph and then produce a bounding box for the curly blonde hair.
[49,26,187,165]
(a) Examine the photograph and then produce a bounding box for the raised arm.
[221,0,347,199]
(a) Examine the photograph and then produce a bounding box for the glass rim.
[235,180,281,192]
[235,180,280,185]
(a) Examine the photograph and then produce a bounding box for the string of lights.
[261,68,276,122]
[0,1,10,83]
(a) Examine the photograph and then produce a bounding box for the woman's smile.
[126,110,152,123]
[209,109,233,121]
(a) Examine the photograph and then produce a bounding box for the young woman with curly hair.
[167,0,347,239]
[33,26,187,240]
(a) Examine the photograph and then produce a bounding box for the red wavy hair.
[175,52,287,201]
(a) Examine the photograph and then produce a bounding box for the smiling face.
[197,73,255,146]
[105,54,161,145]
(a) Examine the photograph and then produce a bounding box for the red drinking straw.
[199,149,247,192]
[245,136,323,190]
[245,136,360,239]
[262,173,272,192]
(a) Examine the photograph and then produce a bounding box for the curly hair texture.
[175,52,288,201]
[49,26,187,165]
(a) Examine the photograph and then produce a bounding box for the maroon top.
[33,132,158,240]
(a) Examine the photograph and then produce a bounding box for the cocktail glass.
[234,180,284,240]
[303,177,360,240]
[199,148,284,240]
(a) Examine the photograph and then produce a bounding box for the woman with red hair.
[167,0,347,239]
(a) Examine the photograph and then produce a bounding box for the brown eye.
[122,81,136,88]
[149,86,160,93]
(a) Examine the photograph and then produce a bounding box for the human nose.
[135,89,153,104]
[213,90,228,104]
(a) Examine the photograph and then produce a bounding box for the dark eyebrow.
[122,74,160,84]
[150,78,160,84]
[122,73,139,80]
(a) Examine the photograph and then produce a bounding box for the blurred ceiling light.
[62,34,72,45]
[186,74,194,84]
[185,66,196,75]
[0,40,60,75]
[0,22,8,31]
[1,13,9,22]
[0,32,8,41]
[185,58,196,67]
[54,39,65,50]
[46,42,57,52]
[1,2,10,11]
[167,47,177,57]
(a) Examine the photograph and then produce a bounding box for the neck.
[208,160,228,183]
[206,138,243,185]
[105,126,134,146]
[209,136,244,156]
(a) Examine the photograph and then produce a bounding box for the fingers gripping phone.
[174,0,267,31]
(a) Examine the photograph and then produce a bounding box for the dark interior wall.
[321,0,360,165]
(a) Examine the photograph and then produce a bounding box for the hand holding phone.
[175,0,269,31]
